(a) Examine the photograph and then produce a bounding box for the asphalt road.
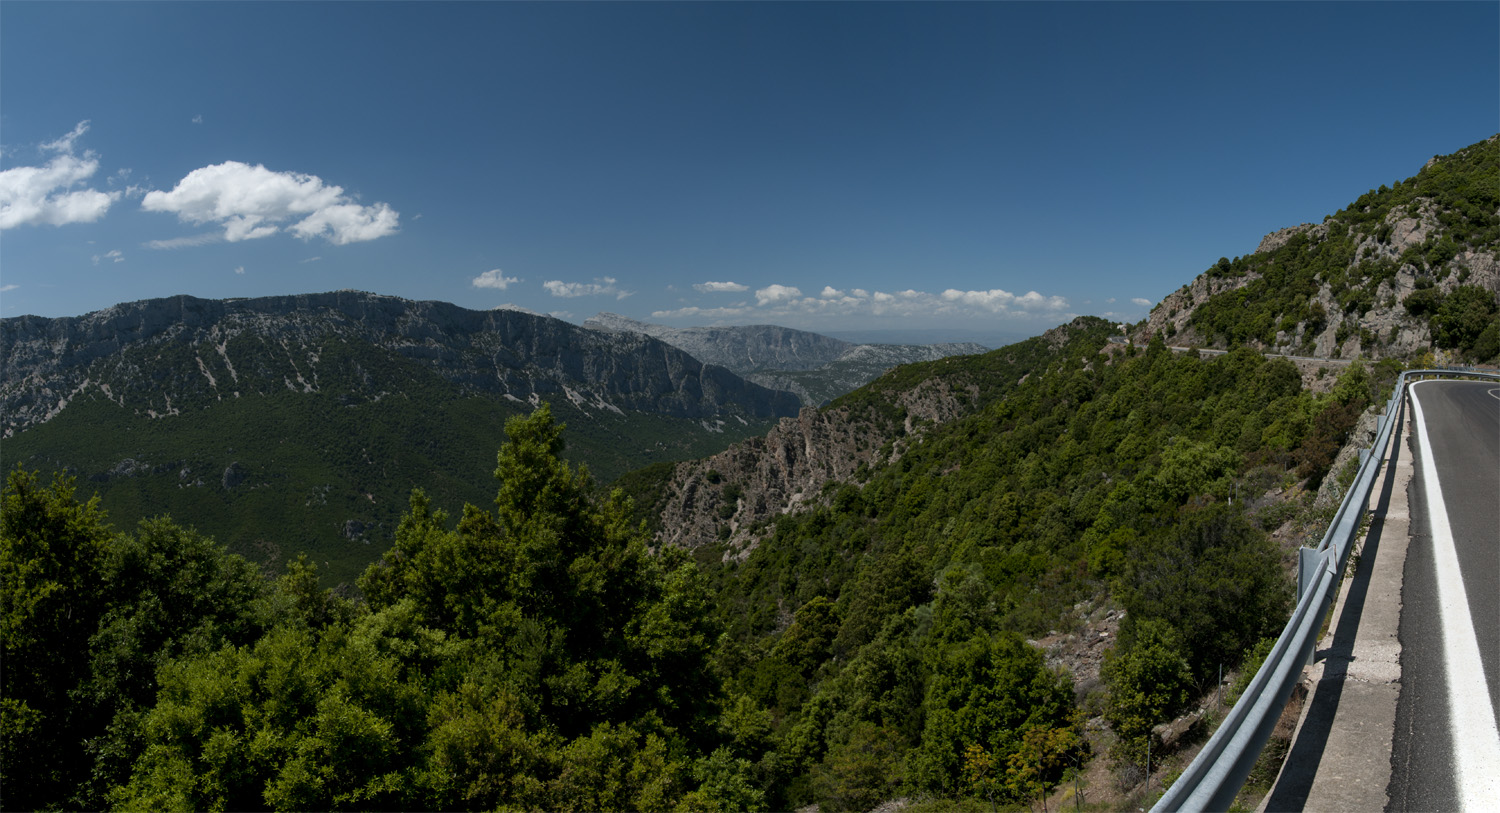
[1388,379,1500,811]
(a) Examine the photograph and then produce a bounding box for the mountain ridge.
[3,291,801,439]
[1,291,801,585]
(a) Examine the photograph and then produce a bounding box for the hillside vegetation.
[4,326,1396,811]
[665,325,1396,810]
[1144,135,1499,364]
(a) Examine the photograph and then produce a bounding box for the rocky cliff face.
[648,346,1044,556]
[0,291,801,438]
[1139,209,1497,359]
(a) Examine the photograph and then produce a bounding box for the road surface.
[1388,379,1500,810]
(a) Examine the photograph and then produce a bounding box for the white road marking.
[1410,381,1500,806]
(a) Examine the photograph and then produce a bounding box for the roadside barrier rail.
[1152,369,1500,812]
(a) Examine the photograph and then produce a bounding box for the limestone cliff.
[0,291,801,438]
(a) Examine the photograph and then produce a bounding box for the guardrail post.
[1296,548,1323,666]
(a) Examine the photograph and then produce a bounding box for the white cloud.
[755,284,802,306]
[694,281,749,293]
[42,121,90,154]
[290,202,399,245]
[192,114,203,124]
[0,121,120,230]
[820,286,845,298]
[92,249,124,265]
[473,269,520,290]
[146,233,221,250]
[544,276,629,299]
[1131,297,1153,307]
[141,161,399,245]
[941,288,1069,313]
[1,284,19,293]
[234,266,245,275]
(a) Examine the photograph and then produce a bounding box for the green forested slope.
[686,329,1396,809]
[4,318,1398,811]
[2,333,777,588]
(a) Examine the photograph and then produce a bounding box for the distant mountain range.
[0,292,802,585]
[2,292,802,438]
[583,312,989,405]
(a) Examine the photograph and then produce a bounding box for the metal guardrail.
[1152,369,1500,812]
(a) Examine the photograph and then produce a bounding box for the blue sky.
[2,2,1496,343]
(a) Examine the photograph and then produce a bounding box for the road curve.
[1388,380,1500,810]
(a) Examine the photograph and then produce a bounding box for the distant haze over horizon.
[1,3,1494,336]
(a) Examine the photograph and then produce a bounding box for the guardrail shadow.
[1261,398,1406,811]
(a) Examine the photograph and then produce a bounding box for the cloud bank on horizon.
[650,281,1073,326]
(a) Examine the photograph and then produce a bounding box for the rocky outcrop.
[654,405,891,555]
[1255,223,1327,256]
[1137,197,1497,360]
[1134,271,1261,348]
[653,369,982,555]
[0,292,802,437]
[221,462,247,490]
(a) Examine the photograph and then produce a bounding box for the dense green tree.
[1101,617,1193,742]
[672,747,762,813]
[1432,285,1499,356]
[1115,504,1290,682]
[1,470,113,810]
[810,721,905,812]
[358,404,724,747]
[76,518,281,808]
[911,631,1075,799]
[98,405,731,811]
[108,622,422,812]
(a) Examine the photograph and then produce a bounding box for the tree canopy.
[3,323,1393,810]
